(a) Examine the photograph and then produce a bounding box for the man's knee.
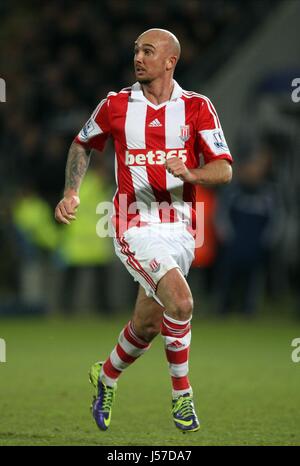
[169,295,193,321]
[156,268,194,321]
[133,318,161,343]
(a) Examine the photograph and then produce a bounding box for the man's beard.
[137,76,152,85]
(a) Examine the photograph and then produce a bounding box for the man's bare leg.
[156,267,193,321]
[132,285,164,342]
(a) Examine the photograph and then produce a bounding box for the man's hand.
[165,156,197,183]
[54,195,80,225]
[166,157,232,186]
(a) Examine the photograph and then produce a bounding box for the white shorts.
[113,223,195,306]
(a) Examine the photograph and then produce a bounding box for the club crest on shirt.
[149,258,161,273]
[179,125,190,142]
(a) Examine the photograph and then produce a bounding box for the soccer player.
[55,28,233,433]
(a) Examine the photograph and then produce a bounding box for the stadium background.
[0,0,300,446]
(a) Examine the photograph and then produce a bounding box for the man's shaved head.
[137,28,181,61]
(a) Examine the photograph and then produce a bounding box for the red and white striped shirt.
[75,80,232,237]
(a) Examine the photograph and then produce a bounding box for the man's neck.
[140,77,174,105]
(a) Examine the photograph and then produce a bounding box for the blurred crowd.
[1,0,298,318]
[0,0,276,203]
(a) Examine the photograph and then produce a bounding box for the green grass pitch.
[0,313,300,446]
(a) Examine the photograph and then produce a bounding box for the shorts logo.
[180,125,190,142]
[149,258,160,273]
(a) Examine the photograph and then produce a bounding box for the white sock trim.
[172,386,193,399]
[163,312,192,326]
[129,321,150,347]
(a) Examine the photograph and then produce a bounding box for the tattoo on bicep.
[65,143,90,191]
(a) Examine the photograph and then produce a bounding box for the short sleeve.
[196,97,233,164]
[74,98,111,151]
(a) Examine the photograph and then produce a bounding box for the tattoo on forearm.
[64,142,90,192]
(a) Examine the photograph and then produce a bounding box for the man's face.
[134,33,170,84]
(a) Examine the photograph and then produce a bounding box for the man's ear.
[166,56,177,71]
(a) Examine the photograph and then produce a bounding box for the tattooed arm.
[64,141,91,196]
[55,142,90,224]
